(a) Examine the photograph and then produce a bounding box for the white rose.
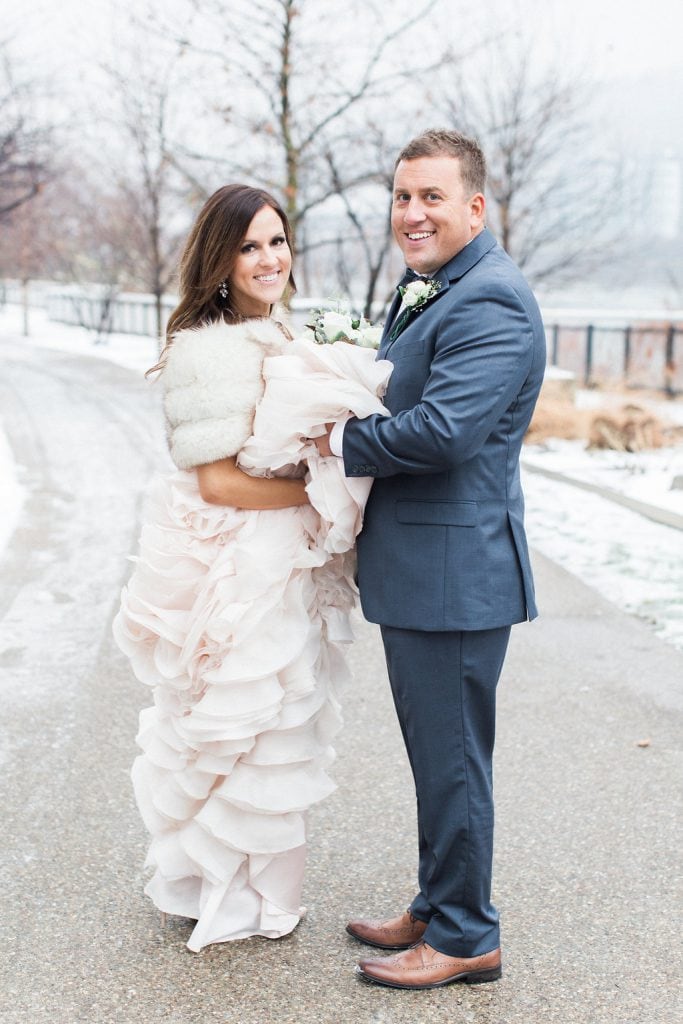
[320,310,354,341]
[402,280,428,307]
[356,325,383,349]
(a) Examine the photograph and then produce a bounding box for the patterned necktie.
[388,269,427,342]
[396,267,422,292]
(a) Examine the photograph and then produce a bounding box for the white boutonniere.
[400,278,440,310]
[307,304,382,349]
[389,277,441,340]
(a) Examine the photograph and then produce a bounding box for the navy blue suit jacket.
[342,227,546,631]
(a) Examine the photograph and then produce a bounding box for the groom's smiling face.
[391,155,485,275]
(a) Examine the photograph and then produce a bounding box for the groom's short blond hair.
[396,129,487,197]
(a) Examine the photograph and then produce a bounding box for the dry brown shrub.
[525,395,590,444]
[587,405,665,451]
[525,377,679,450]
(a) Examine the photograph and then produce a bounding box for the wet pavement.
[1,340,681,1023]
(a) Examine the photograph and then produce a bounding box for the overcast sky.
[5,0,683,81]
[511,0,682,79]
[4,0,680,172]
[3,0,680,305]
[3,0,682,169]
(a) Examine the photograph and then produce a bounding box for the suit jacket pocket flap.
[395,500,477,526]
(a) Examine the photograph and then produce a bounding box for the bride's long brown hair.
[148,184,296,375]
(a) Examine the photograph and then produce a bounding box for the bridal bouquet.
[307,304,383,350]
[240,305,393,552]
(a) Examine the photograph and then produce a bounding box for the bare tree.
[100,49,193,338]
[1,191,43,335]
[171,1,440,218]
[438,37,624,285]
[323,126,397,318]
[0,42,52,221]
[148,0,454,308]
[60,189,127,343]
[0,167,128,340]
[0,42,193,343]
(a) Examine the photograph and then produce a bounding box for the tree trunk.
[21,277,30,337]
[279,1,299,232]
[155,290,164,341]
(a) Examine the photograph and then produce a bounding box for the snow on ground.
[522,410,683,648]
[522,468,683,650]
[523,439,683,516]
[1,301,682,650]
[0,303,157,564]
[0,419,24,553]
[0,303,159,375]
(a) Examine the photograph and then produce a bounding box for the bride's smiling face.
[228,205,292,317]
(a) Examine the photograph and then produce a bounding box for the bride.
[113,184,390,953]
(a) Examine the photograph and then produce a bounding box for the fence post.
[665,325,675,396]
[623,326,631,380]
[551,324,559,365]
[584,324,594,385]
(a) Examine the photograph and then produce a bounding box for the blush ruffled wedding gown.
[113,338,391,952]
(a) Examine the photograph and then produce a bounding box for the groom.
[316,129,546,989]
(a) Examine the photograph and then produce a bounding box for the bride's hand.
[312,424,334,457]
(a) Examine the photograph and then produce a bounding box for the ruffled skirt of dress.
[113,339,392,952]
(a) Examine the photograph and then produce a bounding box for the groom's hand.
[313,424,334,457]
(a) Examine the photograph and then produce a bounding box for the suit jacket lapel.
[379,229,498,359]
[379,291,404,357]
[438,227,497,285]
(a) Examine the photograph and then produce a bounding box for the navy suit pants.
[380,623,511,958]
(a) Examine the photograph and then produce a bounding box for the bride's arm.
[196,456,309,509]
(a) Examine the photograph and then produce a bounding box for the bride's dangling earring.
[218,281,229,300]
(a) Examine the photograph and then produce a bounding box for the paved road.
[1,340,681,1024]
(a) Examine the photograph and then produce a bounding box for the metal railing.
[3,281,682,395]
[42,288,318,336]
[545,314,683,394]
[44,289,177,338]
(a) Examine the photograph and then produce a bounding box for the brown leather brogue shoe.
[346,909,428,950]
[356,940,502,989]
